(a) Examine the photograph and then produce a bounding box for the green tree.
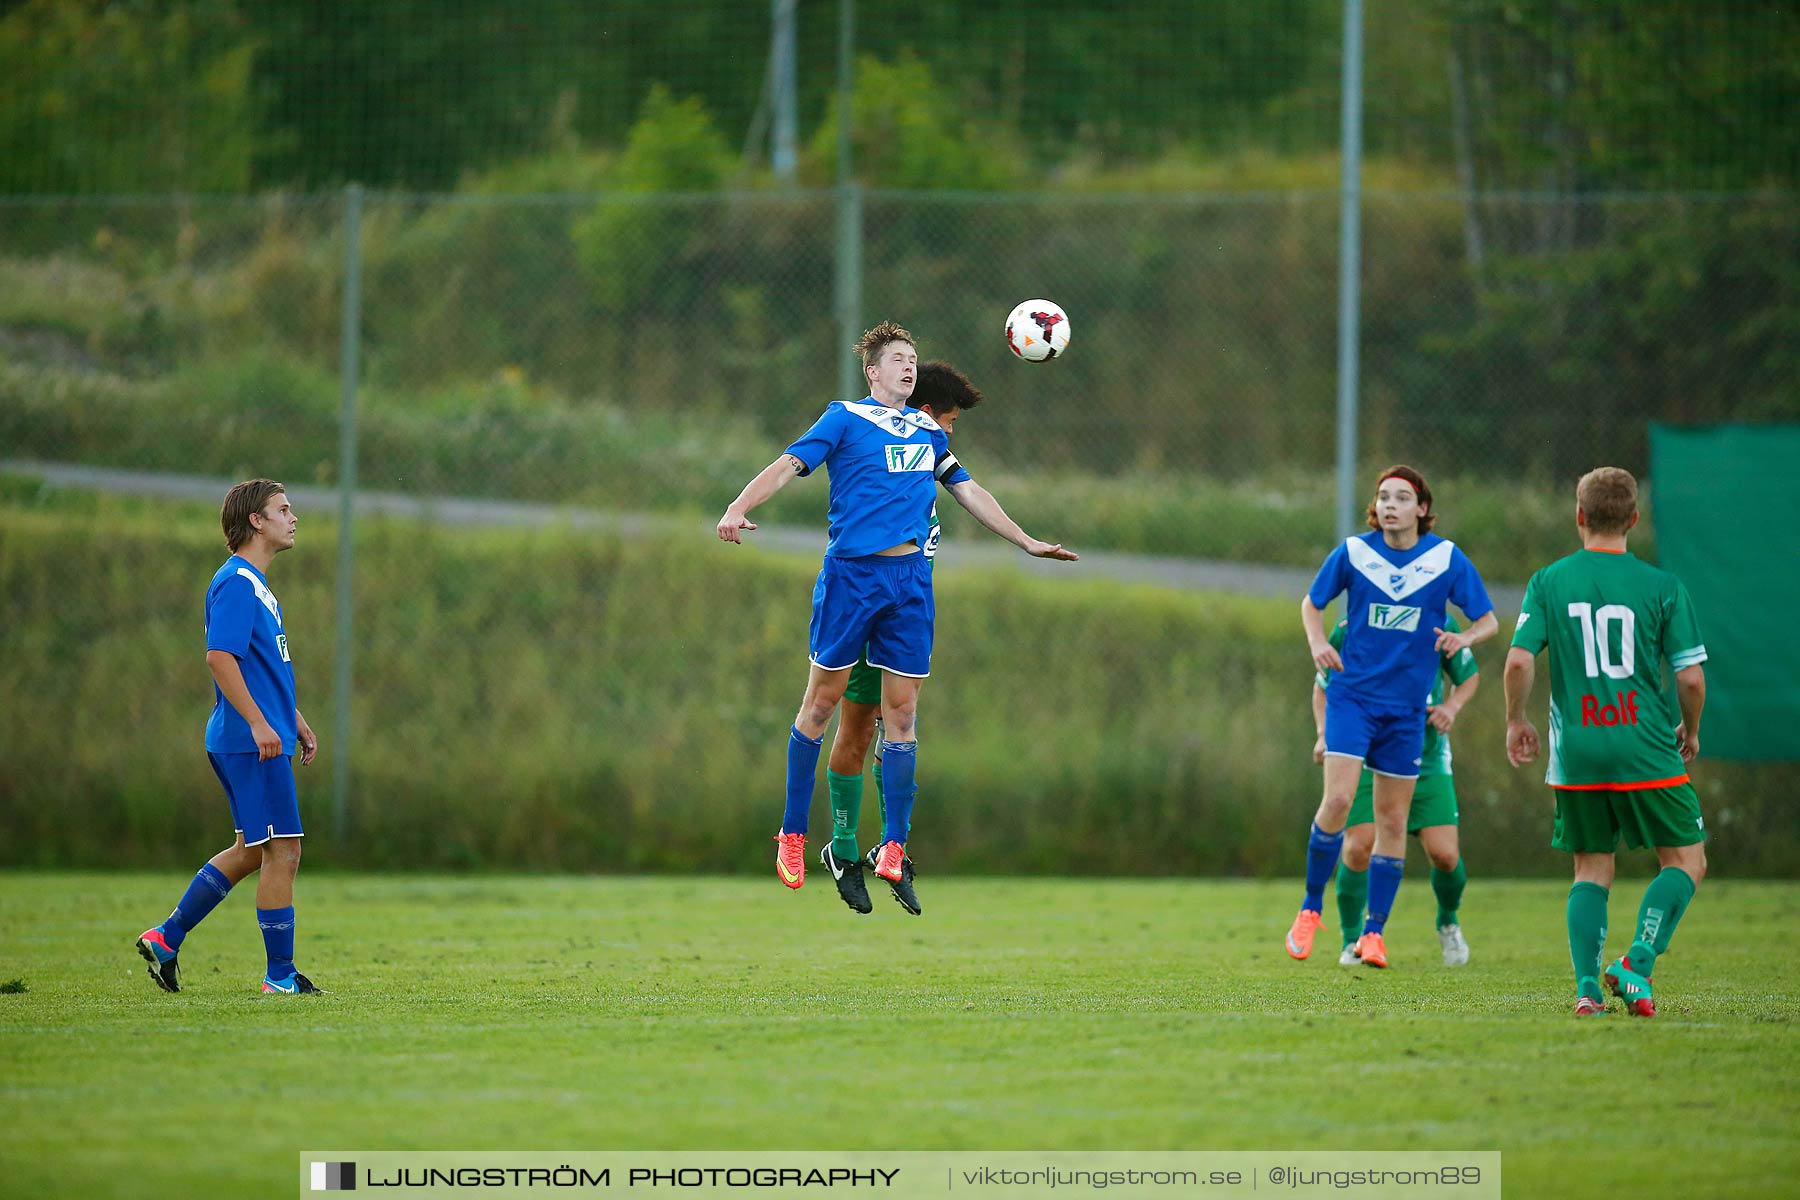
[0,0,257,193]
[572,86,736,315]
[1445,0,1800,193]
[243,1,769,191]
[807,52,1024,189]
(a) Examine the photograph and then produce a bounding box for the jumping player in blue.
[1285,466,1497,968]
[135,479,326,995]
[717,321,1077,912]
[823,359,982,917]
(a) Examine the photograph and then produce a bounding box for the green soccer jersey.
[1317,614,1477,776]
[1511,548,1706,788]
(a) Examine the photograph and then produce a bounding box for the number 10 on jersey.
[1568,602,1635,679]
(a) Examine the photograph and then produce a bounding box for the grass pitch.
[2,873,1795,1198]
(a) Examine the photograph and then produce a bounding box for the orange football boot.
[774,831,806,889]
[1285,909,1325,960]
[1354,931,1389,968]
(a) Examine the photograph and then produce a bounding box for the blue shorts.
[208,751,303,846]
[809,553,935,678]
[1323,689,1426,779]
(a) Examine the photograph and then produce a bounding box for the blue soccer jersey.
[786,400,972,559]
[1307,531,1493,710]
[204,556,297,755]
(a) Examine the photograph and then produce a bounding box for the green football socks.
[1431,859,1467,928]
[826,769,862,861]
[1631,866,1697,975]
[1334,862,1368,948]
[830,755,906,860]
[1568,881,1609,998]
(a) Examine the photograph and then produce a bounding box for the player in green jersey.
[1313,614,1480,966]
[1503,467,1707,1017]
[821,361,982,916]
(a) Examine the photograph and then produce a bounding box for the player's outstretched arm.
[1675,664,1706,763]
[944,479,1078,560]
[1300,597,1342,673]
[1502,646,1540,767]
[717,454,806,543]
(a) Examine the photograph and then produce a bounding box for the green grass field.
[2,873,1796,1198]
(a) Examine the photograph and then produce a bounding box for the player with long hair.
[1286,466,1498,968]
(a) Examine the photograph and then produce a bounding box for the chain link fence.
[4,187,1793,540]
[2,0,1795,873]
[3,186,1794,876]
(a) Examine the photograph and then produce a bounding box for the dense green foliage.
[2,1,1793,193]
[1,186,1792,492]
[0,0,258,193]
[2,4,1793,502]
[7,1,1792,195]
[2,874,1796,1198]
[2,484,1789,876]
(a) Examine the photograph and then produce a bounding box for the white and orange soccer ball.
[1004,298,1070,363]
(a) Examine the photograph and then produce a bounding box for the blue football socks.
[162,863,233,950]
[1303,823,1345,912]
[880,740,917,846]
[783,725,823,835]
[1364,854,1405,936]
[257,906,296,980]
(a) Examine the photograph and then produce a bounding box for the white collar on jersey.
[840,401,941,438]
[235,566,282,620]
[1345,536,1456,602]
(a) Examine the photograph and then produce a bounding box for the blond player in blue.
[718,321,1077,909]
[822,360,982,917]
[135,479,326,995]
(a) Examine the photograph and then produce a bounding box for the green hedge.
[0,354,1651,584]
[0,484,1787,876]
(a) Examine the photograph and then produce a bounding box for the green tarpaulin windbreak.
[1650,423,1800,762]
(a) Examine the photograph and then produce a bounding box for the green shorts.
[1551,783,1705,854]
[843,653,882,707]
[1344,768,1458,833]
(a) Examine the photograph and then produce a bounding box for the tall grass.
[1,482,1779,876]
[1,354,1650,581]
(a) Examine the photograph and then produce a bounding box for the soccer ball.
[1004,298,1070,362]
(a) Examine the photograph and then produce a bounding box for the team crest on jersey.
[276,634,291,662]
[843,402,941,438]
[885,443,937,473]
[1346,538,1456,602]
[1368,602,1422,632]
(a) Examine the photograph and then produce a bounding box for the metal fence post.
[770,0,798,181]
[332,183,363,841]
[1334,0,1364,541]
[833,0,862,402]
